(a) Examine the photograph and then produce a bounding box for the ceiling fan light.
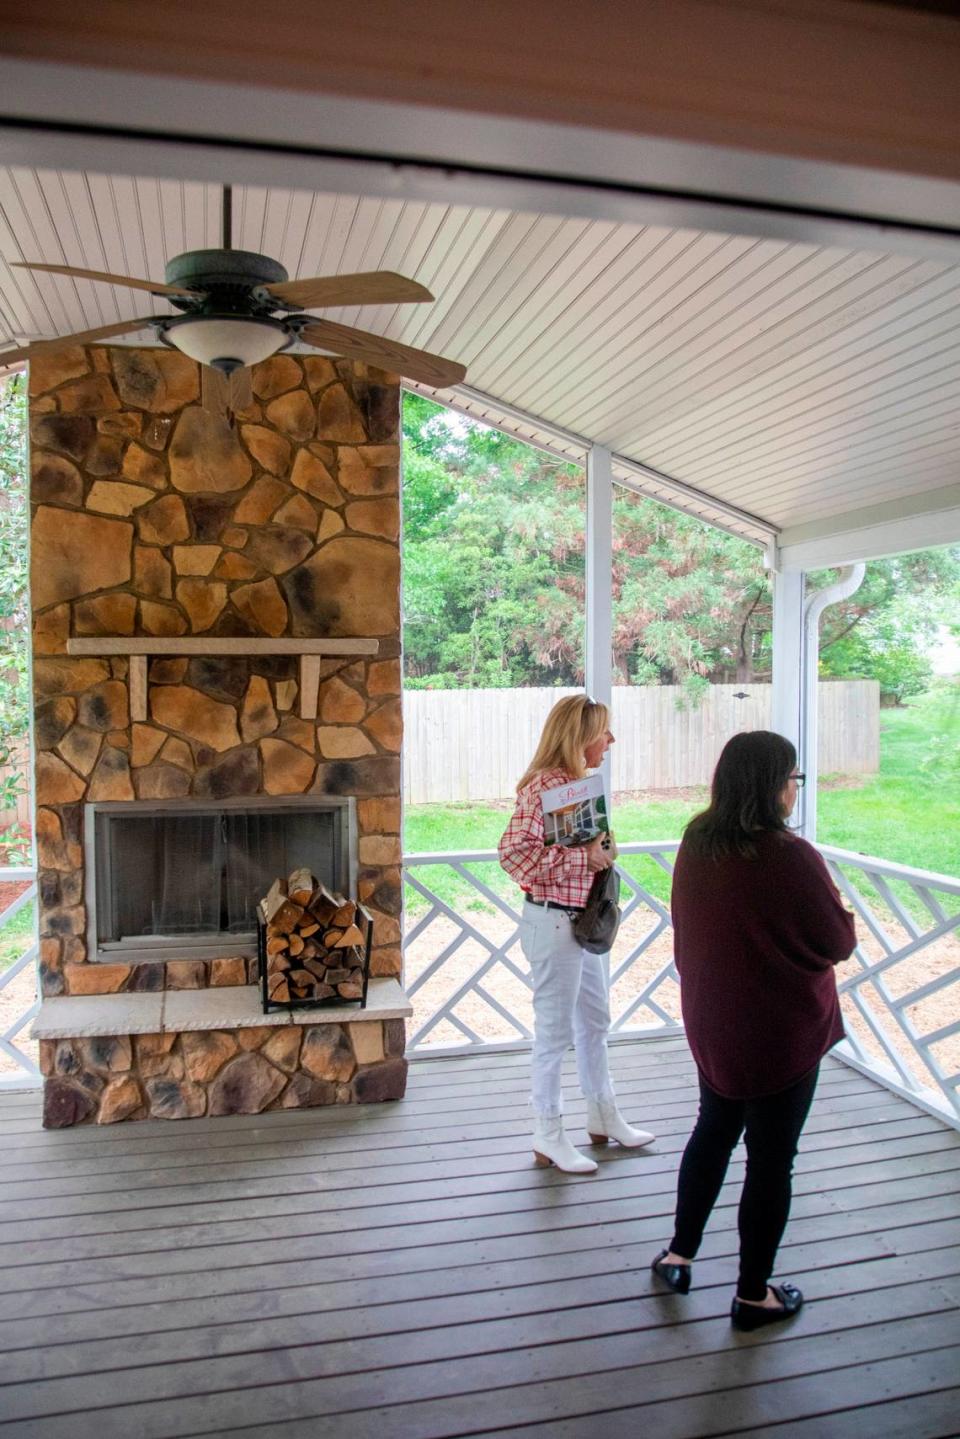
[163,316,287,371]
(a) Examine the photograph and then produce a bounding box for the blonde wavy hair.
[516,694,610,793]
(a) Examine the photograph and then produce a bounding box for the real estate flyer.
[541,773,610,848]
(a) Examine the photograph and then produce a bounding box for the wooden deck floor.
[1,1037,959,1439]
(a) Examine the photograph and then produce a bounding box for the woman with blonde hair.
[499,694,655,1173]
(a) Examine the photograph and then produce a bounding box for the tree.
[402,394,960,697]
[816,552,960,702]
[402,394,771,691]
[0,372,30,850]
[402,394,587,687]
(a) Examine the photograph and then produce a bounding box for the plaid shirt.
[498,767,592,908]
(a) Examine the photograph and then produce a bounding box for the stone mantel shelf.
[32,977,412,1040]
[65,637,380,721]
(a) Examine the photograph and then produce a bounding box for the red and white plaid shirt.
[498,767,593,909]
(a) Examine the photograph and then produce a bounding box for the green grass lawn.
[403,682,960,911]
[817,684,960,879]
[0,900,35,974]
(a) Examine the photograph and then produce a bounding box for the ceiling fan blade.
[267,271,433,309]
[11,261,198,298]
[229,367,253,412]
[300,319,466,388]
[201,365,231,418]
[1,316,159,367]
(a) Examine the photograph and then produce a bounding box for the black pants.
[670,1066,819,1301]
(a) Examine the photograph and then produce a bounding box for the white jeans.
[520,899,616,1117]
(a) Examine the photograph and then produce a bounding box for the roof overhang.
[1,17,958,567]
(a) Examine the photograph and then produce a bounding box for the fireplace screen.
[87,799,354,961]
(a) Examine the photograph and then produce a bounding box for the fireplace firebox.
[86,796,356,963]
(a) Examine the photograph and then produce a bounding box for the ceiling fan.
[3,185,466,411]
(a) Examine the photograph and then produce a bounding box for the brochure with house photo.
[541,774,610,848]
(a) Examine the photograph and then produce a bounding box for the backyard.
[1,685,958,1083]
[403,682,960,914]
[2,681,958,972]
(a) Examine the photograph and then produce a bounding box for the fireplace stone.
[29,345,408,1124]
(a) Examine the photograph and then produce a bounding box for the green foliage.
[0,375,30,859]
[816,552,960,702]
[402,393,960,696]
[402,394,772,690]
[0,898,34,973]
[817,683,960,879]
[402,394,586,687]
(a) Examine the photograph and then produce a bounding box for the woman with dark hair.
[652,730,856,1330]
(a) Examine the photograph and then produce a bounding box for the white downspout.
[800,563,866,838]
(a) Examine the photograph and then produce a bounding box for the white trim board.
[2,58,960,265]
[777,483,960,569]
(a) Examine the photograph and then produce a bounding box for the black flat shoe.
[651,1249,692,1294]
[731,1282,804,1331]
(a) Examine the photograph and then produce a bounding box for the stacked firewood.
[259,868,368,1005]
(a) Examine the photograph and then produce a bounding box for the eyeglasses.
[790,772,806,788]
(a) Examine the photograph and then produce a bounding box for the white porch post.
[586,444,614,787]
[801,563,867,839]
[771,565,807,828]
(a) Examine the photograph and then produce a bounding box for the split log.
[262,879,288,924]
[287,867,315,905]
[333,923,363,948]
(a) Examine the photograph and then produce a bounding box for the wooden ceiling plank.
[637,286,960,466]
[421,212,569,359]
[398,206,514,353]
[453,217,603,370]
[8,166,88,336]
[583,249,895,449]
[514,230,747,417]
[480,222,681,397]
[682,384,960,491]
[672,361,960,486]
[558,244,903,439]
[403,209,543,355]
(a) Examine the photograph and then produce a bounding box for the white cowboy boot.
[586,1098,655,1148]
[532,1115,599,1173]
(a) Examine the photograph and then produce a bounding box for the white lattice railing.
[403,842,960,1128]
[820,846,960,1126]
[403,841,683,1055]
[0,865,39,1089]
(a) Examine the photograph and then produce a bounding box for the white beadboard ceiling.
[2,168,959,551]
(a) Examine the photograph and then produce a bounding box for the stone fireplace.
[29,343,409,1125]
[86,794,355,964]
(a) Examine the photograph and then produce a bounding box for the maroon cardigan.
[671,830,857,1099]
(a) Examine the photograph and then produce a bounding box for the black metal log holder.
[257,903,373,1014]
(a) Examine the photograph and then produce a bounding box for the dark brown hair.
[683,730,796,860]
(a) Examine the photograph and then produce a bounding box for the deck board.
[0,1041,957,1438]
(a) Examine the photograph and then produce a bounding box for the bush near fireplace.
[29,343,410,1125]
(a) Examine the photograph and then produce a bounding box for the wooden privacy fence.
[0,740,30,836]
[403,681,879,803]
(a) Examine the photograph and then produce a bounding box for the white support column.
[771,566,806,826]
[586,444,613,706]
[586,444,614,787]
[771,568,805,748]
